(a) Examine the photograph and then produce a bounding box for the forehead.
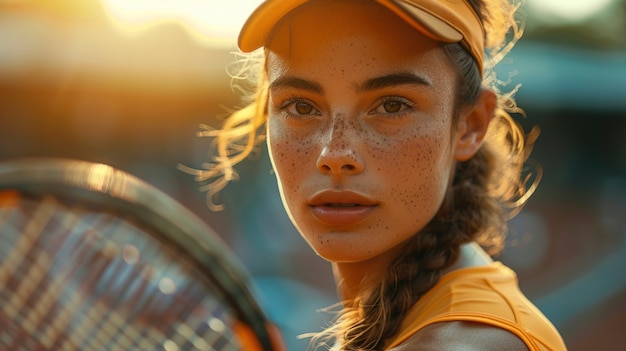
[265,1,449,81]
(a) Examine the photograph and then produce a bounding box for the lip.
[308,190,378,226]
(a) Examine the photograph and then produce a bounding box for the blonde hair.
[184,0,538,349]
[179,53,268,211]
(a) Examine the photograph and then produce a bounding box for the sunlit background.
[1,0,625,350]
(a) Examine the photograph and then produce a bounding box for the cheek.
[383,129,453,213]
[267,119,312,197]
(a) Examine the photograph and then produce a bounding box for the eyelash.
[275,95,416,119]
[371,96,416,117]
[278,97,320,118]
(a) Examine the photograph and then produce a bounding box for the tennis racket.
[0,158,284,351]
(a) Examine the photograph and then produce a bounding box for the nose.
[315,121,364,175]
[316,146,364,175]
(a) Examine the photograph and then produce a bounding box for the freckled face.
[266,1,461,265]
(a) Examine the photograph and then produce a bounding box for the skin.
[263,1,527,350]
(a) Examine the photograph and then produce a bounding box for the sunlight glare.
[100,0,262,47]
[526,0,615,23]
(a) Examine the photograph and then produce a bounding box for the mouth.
[323,203,361,207]
[308,190,377,206]
[308,190,378,226]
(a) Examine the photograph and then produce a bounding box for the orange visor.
[238,0,485,75]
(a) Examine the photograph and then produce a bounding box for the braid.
[344,230,458,350]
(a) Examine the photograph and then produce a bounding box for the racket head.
[0,158,283,350]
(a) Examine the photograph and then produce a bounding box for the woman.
[189,0,567,349]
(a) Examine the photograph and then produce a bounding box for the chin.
[311,245,378,264]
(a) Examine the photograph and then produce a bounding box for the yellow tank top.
[385,262,567,350]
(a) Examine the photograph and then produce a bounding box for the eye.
[381,100,403,113]
[280,98,320,118]
[294,101,314,115]
[370,96,415,116]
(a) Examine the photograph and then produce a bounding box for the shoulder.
[390,321,530,351]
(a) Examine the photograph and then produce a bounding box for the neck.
[331,252,398,305]
[332,263,369,305]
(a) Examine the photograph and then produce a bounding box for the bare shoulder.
[390,321,530,351]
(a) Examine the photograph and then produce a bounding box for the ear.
[454,89,497,161]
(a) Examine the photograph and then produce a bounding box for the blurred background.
[0,0,624,349]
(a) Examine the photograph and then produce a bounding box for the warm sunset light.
[100,0,262,47]
[99,0,618,47]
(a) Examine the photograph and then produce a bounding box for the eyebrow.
[268,72,431,95]
[358,72,432,92]
[269,76,324,94]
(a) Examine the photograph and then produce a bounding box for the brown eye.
[280,99,320,118]
[295,102,314,115]
[370,96,415,117]
[382,101,402,113]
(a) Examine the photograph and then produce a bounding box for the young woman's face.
[266,1,468,265]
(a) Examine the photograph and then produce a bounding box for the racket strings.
[0,194,245,350]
